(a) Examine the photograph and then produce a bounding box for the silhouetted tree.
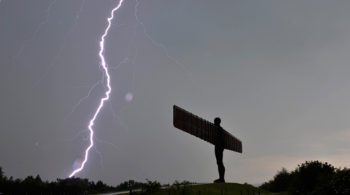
[22,175,44,193]
[0,167,3,179]
[0,166,119,194]
[288,161,334,194]
[115,180,145,191]
[260,168,291,192]
[141,179,161,194]
[260,161,346,195]
[330,168,350,194]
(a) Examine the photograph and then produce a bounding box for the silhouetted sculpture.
[214,117,225,183]
[173,105,242,183]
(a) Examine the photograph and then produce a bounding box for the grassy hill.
[124,183,274,195]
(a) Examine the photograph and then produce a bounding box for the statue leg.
[215,148,225,182]
[219,160,225,181]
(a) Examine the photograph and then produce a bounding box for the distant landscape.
[1,160,350,194]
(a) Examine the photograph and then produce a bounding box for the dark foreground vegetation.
[8,160,349,195]
[0,166,165,194]
[0,165,270,195]
[260,160,350,195]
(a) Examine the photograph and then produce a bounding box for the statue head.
[214,117,221,125]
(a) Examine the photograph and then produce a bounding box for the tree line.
[0,166,161,194]
[260,160,350,194]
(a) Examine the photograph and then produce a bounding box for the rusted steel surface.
[173,105,242,153]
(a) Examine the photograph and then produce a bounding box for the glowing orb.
[72,158,83,170]
[125,92,133,102]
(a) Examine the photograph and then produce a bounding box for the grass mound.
[130,183,273,195]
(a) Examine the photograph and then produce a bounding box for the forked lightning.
[69,0,125,178]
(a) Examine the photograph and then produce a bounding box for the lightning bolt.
[69,0,125,178]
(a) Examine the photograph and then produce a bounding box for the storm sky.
[2,0,350,185]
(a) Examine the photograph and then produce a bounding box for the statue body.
[214,117,225,183]
[173,105,242,183]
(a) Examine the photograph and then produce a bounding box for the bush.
[330,168,350,194]
[260,168,291,192]
[260,161,350,194]
[141,179,161,194]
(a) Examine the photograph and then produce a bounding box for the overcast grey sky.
[1,0,350,185]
